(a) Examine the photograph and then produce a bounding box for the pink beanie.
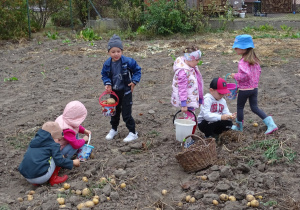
[55,101,87,133]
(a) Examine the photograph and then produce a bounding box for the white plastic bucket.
[240,12,245,18]
[174,119,196,142]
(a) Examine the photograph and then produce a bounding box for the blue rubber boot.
[263,116,278,134]
[231,120,243,131]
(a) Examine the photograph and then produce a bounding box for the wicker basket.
[175,134,217,173]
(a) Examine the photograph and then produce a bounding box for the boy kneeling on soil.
[18,122,80,186]
[197,77,236,139]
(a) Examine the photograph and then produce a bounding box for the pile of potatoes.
[212,194,260,207]
[102,98,116,105]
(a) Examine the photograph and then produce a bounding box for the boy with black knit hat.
[101,34,142,142]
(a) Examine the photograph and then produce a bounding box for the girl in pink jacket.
[55,101,91,159]
[231,34,278,134]
[171,46,204,123]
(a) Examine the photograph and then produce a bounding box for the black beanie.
[107,34,123,51]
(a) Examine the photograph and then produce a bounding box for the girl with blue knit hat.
[230,34,278,134]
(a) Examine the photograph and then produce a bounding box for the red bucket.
[99,91,119,117]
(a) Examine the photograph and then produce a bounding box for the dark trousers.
[110,90,135,133]
[198,120,233,137]
[237,89,267,121]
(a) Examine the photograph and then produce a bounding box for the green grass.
[5,132,35,150]
[242,138,296,163]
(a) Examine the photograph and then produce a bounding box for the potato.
[71,190,76,194]
[82,188,90,196]
[185,195,191,202]
[85,201,94,207]
[63,183,70,189]
[28,190,35,195]
[247,202,251,207]
[82,176,88,182]
[250,199,259,207]
[120,183,126,189]
[77,203,85,209]
[189,197,196,203]
[27,195,33,201]
[161,189,167,195]
[246,194,255,202]
[177,202,183,207]
[59,205,66,208]
[229,196,236,201]
[110,178,116,185]
[93,198,99,205]
[17,197,23,202]
[256,195,263,200]
[220,194,229,201]
[107,197,111,201]
[58,188,65,192]
[200,175,207,180]
[253,122,258,127]
[93,195,99,200]
[107,98,116,104]
[212,200,219,205]
[57,198,65,205]
[75,189,82,195]
[99,177,107,183]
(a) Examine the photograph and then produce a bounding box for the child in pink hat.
[55,101,91,159]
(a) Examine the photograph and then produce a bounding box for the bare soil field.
[0,32,300,210]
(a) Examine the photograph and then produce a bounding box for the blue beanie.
[232,34,255,49]
[107,34,123,51]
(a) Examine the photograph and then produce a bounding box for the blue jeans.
[237,88,267,121]
[60,133,80,159]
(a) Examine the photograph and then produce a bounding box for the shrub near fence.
[0,0,28,40]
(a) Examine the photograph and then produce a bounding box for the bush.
[0,0,28,39]
[143,0,206,35]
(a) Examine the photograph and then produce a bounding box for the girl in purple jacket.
[230,34,278,134]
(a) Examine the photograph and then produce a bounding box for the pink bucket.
[225,73,238,100]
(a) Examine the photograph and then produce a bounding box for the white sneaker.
[105,129,118,140]
[123,132,138,142]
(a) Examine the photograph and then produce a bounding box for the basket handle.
[181,134,207,150]
[225,73,237,87]
[99,90,119,105]
[172,110,197,124]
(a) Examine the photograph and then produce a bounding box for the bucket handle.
[172,110,197,124]
[99,90,119,107]
[87,134,91,146]
[225,73,237,88]
[182,134,207,149]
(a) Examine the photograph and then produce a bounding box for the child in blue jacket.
[18,122,80,186]
[101,34,142,142]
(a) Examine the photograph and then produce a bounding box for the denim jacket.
[101,55,142,92]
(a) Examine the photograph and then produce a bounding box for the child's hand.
[231,73,235,78]
[181,106,188,113]
[221,114,232,120]
[128,82,136,92]
[105,85,112,93]
[84,129,91,136]
[231,112,237,119]
[73,159,80,167]
[83,136,89,143]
